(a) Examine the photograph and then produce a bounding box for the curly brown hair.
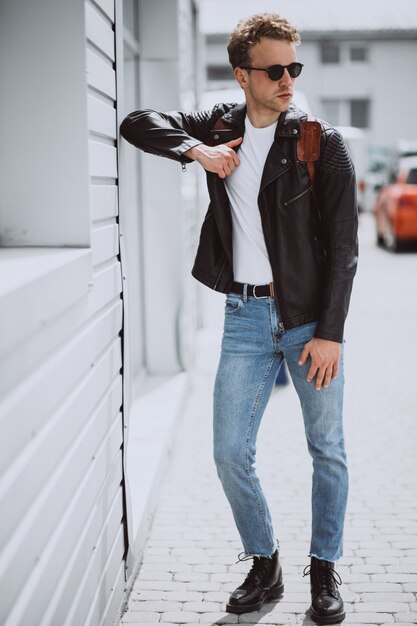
[227,13,300,69]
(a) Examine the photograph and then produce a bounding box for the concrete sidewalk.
[118,215,417,625]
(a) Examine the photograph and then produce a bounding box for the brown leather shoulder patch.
[297,121,321,162]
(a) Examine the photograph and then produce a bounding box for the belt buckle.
[253,282,276,299]
[253,284,266,299]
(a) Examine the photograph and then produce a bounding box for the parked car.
[360,145,392,213]
[375,157,417,251]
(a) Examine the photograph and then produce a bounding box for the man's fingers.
[223,163,232,177]
[323,367,333,389]
[306,362,318,383]
[298,345,310,365]
[298,337,341,389]
[191,138,242,176]
[315,367,327,390]
[226,137,243,148]
[223,147,240,169]
[217,152,240,178]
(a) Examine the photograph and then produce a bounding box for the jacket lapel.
[260,105,302,193]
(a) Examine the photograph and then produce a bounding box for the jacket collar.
[219,102,246,130]
[219,101,304,139]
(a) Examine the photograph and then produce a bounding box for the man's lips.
[277,93,292,99]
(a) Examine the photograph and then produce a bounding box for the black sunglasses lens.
[267,63,303,80]
[267,65,285,80]
[288,62,303,77]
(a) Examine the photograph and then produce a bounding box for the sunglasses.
[240,62,304,80]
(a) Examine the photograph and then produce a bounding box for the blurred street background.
[1,1,417,625]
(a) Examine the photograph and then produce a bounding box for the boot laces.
[303,564,343,599]
[241,556,271,590]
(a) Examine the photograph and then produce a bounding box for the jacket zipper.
[283,186,312,207]
[260,163,292,194]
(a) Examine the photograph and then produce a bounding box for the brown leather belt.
[231,281,276,299]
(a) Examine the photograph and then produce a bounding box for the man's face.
[236,38,298,118]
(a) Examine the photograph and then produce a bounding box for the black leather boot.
[304,556,345,624]
[226,549,284,614]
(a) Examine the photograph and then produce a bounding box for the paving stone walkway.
[119,216,417,626]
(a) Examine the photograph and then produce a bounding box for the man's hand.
[298,337,341,390]
[184,137,243,178]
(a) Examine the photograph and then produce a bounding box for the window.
[321,98,371,129]
[207,65,234,82]
[350,46,368,62]
[322,99,341,126]
[0,0,90,247]
[320,42,340,64]
[350,99,370,129]
[406,169,417,184]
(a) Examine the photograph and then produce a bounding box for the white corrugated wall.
[0,0,129,624]
[0,0,202,622]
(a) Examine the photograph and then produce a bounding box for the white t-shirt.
[224,115,277,285]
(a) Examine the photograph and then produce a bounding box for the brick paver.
[119,216,417,625]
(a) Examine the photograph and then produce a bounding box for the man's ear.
[234,67,248,89]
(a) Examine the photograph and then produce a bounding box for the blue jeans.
[213,292,348,562]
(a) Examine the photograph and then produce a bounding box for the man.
[121,12,358,624]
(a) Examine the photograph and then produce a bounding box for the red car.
[375,157,417,251]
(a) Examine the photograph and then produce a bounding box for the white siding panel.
[0,261,122,400]
[91,223,120,266]
[90,184,118,221]
[0,249,91,358]
[0,301,122,476]
[0,401,123,625]
[89,141,118,178]
[2,407,123,626]
[0,361,122,549]
[86,541,126,626]
[40,455,123,626]
[87,48,116,99]
[92,0,114,22]
[85,3,115,61]
[100,560,126,626]
[88,261,122,316]
[0,1,129,625]
[71,520,125,626]
[88,95,117,139]
[60,422,123,626]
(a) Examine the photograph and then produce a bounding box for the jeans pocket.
[225,294,243,316]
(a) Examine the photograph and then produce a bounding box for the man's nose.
[281,68,293,82]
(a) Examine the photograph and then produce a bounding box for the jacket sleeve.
[314,127,359,343]
[120,108,216,163]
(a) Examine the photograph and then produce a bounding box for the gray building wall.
[295,37,417,148]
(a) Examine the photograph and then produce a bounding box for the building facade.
[201,0,417,157]
[0,1,201,624]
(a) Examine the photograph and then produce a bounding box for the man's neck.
[246,105,280,129]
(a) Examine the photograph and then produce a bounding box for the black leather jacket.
[120,102,358,343]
